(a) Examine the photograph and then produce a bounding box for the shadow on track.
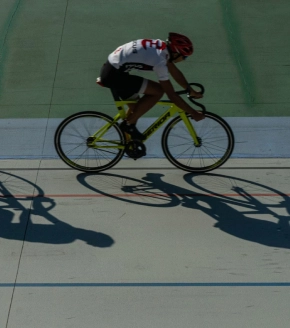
[0,171,114,248]
[77,171,290,249]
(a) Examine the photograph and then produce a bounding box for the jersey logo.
[132,40,138,53]
[141,39,167,50]
[114,47,122,54]
[123,63,153,73]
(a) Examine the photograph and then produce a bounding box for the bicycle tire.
[162,112,234,173]
[54,111,125,172]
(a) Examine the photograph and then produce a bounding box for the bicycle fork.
[179,111,202,147]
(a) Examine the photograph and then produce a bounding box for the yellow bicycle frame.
[88,99,201,149]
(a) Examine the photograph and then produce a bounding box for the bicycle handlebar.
[176,83,206,114]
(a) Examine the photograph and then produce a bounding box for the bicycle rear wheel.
[162,112,234,173]
[54,111,125,172]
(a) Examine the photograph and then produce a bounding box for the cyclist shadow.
[77,171,290,249]
[0,171,114,248]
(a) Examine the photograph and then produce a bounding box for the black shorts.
[100,61,146,100]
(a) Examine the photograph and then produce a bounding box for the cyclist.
[98,32,204,140]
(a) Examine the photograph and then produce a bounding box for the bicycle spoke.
[162,112,234,172]
[54,112,125,172]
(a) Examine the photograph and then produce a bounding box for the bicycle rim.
[162,112,234,173]
[54,111,125,172]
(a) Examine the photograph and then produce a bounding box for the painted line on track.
[1,282,290,288]
[1,166,290,171]
[1,193,290,199]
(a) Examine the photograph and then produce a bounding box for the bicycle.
[54,83,234,173]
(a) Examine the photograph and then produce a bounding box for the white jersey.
[108,39,170,81]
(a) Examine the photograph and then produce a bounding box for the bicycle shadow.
[77,171,290,249]
[0,171,114,248]
[183,173,290,248]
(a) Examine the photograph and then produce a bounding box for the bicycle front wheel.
[54,111,125,172]
[162,112,234,173]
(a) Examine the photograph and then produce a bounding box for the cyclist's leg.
[99,63,163,123]
[126,80,164,124]
[99,64,163,138]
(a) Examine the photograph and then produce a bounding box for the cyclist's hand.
[189,89,203,99]
[191,111,205,122]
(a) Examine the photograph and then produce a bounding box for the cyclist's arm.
[159,79,204,121]
[167,62,203,99]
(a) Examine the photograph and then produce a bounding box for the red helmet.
[167,32,194,56]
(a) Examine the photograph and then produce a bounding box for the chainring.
[125,140,146,159]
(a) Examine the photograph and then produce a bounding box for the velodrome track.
[1,1,290,327]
